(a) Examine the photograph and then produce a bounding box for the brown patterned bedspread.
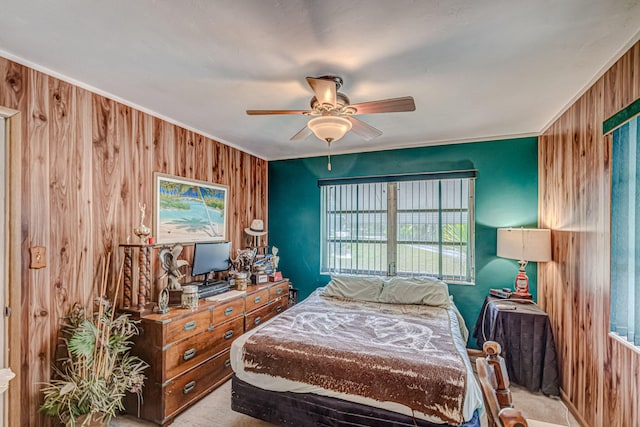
[240,292,468,425]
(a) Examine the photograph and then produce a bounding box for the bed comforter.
[232,290,482,425]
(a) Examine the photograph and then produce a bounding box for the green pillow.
[378,276,450,307]
[323,274,386,302]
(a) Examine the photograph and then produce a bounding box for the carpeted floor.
[507,383,577,426]
[112,373,579,427]
[467,353,579,427]
[112,380,272,427]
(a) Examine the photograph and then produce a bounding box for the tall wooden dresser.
[125,280,289,425]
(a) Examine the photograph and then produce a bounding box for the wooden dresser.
[245,280,290,331]
[125,280,289,425]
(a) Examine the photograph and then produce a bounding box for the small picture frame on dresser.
[251,273,269,284]
[168,288,183,306]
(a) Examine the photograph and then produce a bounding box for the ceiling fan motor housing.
[310,92,351,113]
[317,75,343,89]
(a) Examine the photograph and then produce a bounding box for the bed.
[230,275,483,427]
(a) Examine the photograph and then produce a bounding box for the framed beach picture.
[154,173,228,243]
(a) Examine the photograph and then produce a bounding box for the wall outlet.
[29,246,46,269]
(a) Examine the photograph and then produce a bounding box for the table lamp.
[497,228,551,297]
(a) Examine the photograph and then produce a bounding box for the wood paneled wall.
[538,41,640,427]
[0,56,267,425]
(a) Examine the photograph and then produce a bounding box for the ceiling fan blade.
[348,96,416,115]
[345,117,383,141]
[290,126,313,141]
[246,109,311,115]
[306,77,337,107]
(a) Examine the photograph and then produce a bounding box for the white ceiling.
[1,1,639,160]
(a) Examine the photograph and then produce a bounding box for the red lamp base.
[511,291,532,300]
[513,260,532,298]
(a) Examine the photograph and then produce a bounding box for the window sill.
[608,332,640,355]
[444,280,475,286]
[320,272,475,286]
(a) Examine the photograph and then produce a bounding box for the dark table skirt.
[473,296,560,396]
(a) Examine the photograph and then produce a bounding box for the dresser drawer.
[165,316,244,379]
[245,297,288,331]
[164,349,233,418]
[269,282,289,301]
[212,297,244,325]
[271,296,288,316]
[165,309,211,344]
[245,288,269,312]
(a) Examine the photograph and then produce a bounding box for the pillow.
[378,276,450,307]
[323,274,385,302]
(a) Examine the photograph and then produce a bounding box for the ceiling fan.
[247,76,415,169]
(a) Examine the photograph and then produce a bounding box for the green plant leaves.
[59,382,76,397]
[40,301,149,426]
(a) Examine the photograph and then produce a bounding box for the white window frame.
[319,172,475,284]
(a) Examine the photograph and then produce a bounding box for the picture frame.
[154,173,228,243]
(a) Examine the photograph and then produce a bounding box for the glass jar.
[235,272,248,291]
[181,285,199,310]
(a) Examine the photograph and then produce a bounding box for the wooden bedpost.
[483,341,513,408]
[476,341,528,427]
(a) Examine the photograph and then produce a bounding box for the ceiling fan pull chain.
[327,141,332,171]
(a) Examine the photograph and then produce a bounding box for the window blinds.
[611,114,640,346]
[320,170,475,282]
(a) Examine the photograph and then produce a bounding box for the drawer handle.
[183,348,196,361]
[183,381,196,395]
[276,288,283,295]
[183,321,197,332]
[224,307,234,316]
[254,296,262,304]
[224,359,231,368]
[276,306,283,313]
[224,330,234,340]
[254,317,261,325]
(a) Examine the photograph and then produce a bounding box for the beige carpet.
[111,380,273,427]
[112,375,579,427]
[508,383,577,426]
[467,354,579,427]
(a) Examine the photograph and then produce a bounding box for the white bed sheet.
[231,289,483,424]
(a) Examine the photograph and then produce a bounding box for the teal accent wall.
[268,137,538,347]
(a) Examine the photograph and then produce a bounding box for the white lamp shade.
[497,228,551,262]
[308,116,352,142]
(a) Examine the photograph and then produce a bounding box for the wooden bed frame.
[476,341,567,427]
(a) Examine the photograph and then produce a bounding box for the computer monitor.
[191,241,231,284]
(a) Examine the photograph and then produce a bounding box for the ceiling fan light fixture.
[308,116,352,143]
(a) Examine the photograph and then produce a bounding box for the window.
[611,113,640,346]
[319,172,475,283]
